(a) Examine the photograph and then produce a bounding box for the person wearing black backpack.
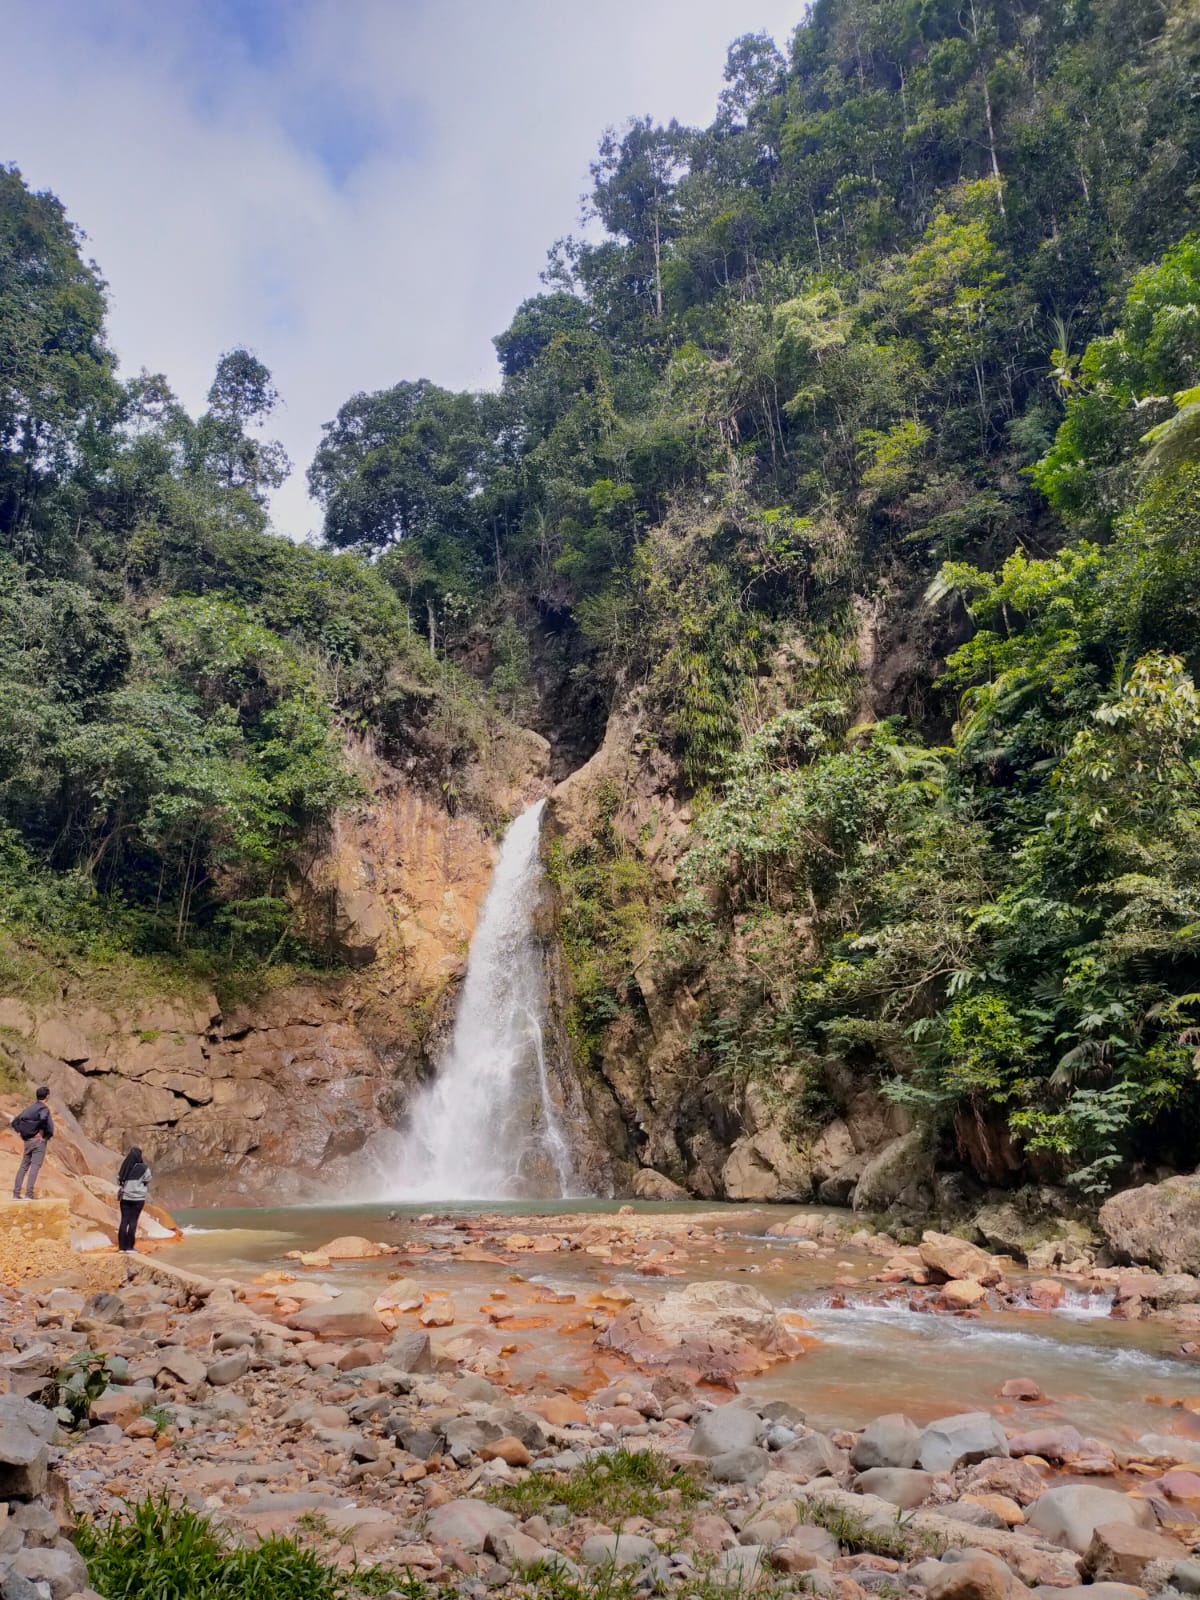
[10,1086,53,1199]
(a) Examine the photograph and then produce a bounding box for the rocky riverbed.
[9,1209,1200,1599]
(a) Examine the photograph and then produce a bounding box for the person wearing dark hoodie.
[11,1086,53,1199]
[116,1146,152,1252]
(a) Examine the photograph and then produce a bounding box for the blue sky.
[3,0,804,535]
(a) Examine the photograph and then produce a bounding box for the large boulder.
[689,1405,761,1457]
[973,1203,1033,1259]
[851,1414,921,1471]
[852,1130,934,1213]
[284,1291,385,1341]
[597,1280,806,1380]
[721,1128,813,1202]
[631,1168,689,1201]
[1028,1486,1155,1554]
[916,1413,1009,1473]
[1099,1176,1200,1273]
[919,1231,1003,1285]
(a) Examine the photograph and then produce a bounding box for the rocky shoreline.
[6,1209,1200,1600]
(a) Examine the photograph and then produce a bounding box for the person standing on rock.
[116,1146,152,1252]
[10,1086,53,1199]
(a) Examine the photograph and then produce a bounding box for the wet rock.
[580,1533,659,1569]
[1173,1560,1200,1594]
[919,1232,1003,1286]
[853,1468,933,1508]
[599,1280,802,1378]
[917,1413,1009,1473]
[1083,1522,1185,1584]
[1007,1425,1083,1463]
[206,1351,250,1386]
[1100,1175,1200,1274]
[1028,1487,1155,1554]
[690,1405,761,1457]
[850,1414,921,1471]
[1000,1379,1043,1403]
[709,1446,770,1485]
[940,1280,990,1310]
[425,1499,516,1553]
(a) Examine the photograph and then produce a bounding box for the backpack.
[11,1106,42,1139]
[122,1168,151,1202]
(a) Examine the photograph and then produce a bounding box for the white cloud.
[2,0,804,537]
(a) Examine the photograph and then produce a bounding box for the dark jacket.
[14,1101,53,1141]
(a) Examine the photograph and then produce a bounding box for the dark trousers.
[118,1199,144,1252]
[13,1137,46,1198]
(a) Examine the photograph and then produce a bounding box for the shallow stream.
[171,1200,1200,1451]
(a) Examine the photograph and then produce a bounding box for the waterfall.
[385,801,577,1201]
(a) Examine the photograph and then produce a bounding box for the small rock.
[206,1351,251,1386]
[479,1437,533,1468]
[580,1533,659,1569]
[1000,1379,1044,1403]
[425,1499,516,1553]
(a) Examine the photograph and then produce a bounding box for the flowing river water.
[171,1199,1200,1454]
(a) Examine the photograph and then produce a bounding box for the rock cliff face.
[543,689,912,1203]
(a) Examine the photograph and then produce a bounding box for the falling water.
[386,801,576,1201]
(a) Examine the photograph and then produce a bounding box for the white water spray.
[386,801,576,1200]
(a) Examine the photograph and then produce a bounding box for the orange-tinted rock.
[939,1279,989,1310]
[529,1395,587,1427]
[1000,1379,1044,1402]
[1083,1520,1187,1584]
[479,1436,533,1468]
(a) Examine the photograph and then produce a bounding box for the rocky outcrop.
[1099,1175,1200,1273]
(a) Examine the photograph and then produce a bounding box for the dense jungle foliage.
[0,165,499,968]
[4,0,1200,1184]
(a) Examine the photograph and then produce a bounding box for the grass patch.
[799,1499,939,1561]
[486,1446,702,1526]
[76,1496,433,1600]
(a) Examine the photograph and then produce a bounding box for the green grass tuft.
[485,1446,701,1526]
